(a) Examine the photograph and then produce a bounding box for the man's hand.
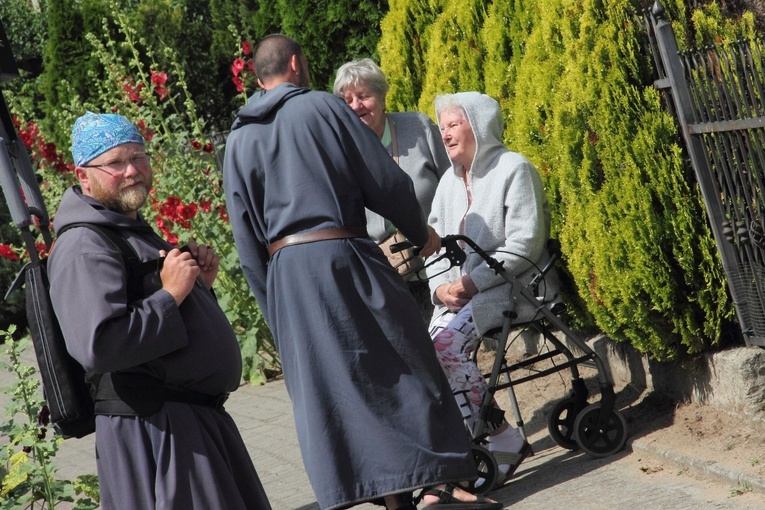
[186,239,219,288]
[159,248,200,306]
[419,226,442,259]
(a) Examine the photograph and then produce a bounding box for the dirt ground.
[476,337,765,496]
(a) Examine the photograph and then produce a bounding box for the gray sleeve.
[48,232,188,374]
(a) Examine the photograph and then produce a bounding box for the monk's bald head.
[254,34,305,85]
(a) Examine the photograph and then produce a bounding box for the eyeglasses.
[80,153,151,174]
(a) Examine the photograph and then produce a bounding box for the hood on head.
[435,92,504,174]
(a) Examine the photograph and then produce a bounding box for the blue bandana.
[71,112,144,166]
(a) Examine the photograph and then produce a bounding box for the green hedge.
[2,0,760,362]
[377,0,759,360]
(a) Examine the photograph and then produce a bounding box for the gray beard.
[89,180,149,215]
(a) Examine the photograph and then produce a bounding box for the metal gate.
[642,1,765,347]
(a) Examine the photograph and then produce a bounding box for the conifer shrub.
[378,0,754,360]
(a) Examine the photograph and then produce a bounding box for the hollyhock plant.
[5,16,277,391]
[231,42,257,98]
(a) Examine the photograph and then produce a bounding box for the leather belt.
[267,226,368,257]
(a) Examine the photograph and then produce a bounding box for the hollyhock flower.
[123,81,144,102]
[135,119,155,141]
[151,70,169,100]
[203,142,213,153]
[231,58,245,75]
[150,70,167,87]
[0,244,20,261]
[165,232,179,245]
[217,205,229,223]
[200,200,212,213]
[232,76,245,93]
[191,140,202,151]
[242,41,252,56]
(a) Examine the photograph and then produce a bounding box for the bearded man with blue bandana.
[47,111,272,509]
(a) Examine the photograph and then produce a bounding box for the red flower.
[191,140,202,151]
[231,58,246,75]
[242,41,252,56]
[0,244,19,261]
[123,81,144,102]
[135,119,155,142]
[35,242,48,258]
[203,142,213,153]
[200,200,212,213]
[150,70,167,87]
[166,232,179,245]
[179,203,198,222]
[217,205,229,223]
[150,71,169,100]
[232,76,245,93]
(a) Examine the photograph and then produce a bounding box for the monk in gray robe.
[223,34,502,510]
[48,112,271,509]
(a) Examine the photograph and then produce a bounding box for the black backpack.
[9,223,229,438]
[11,223,150,438]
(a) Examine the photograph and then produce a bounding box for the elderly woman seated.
[427,91,560,487]
[334,58,450,321]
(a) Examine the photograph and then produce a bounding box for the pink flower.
[241,41,252,56]
[433,330,454,352]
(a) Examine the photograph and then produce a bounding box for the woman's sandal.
[417,484,503,509]
[492,441,534,486]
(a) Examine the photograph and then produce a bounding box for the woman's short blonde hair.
[333,58,389,101]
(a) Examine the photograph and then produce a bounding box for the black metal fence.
[643,1,765,347]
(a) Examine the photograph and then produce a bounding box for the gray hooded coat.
[428,92,560,334]
[223,83,476,509]
[48,186,270,509]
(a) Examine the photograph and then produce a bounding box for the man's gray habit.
[48,187,271,510]
[223,83,476,509]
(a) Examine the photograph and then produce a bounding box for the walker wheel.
[458,444,499,495]
[547,398,580,450]
[573,403,628,458]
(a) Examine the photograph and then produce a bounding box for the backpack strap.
[57,223,161,278]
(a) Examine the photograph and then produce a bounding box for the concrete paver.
[3,345,765,509]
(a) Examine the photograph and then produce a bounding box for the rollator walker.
[394,235,628,494]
